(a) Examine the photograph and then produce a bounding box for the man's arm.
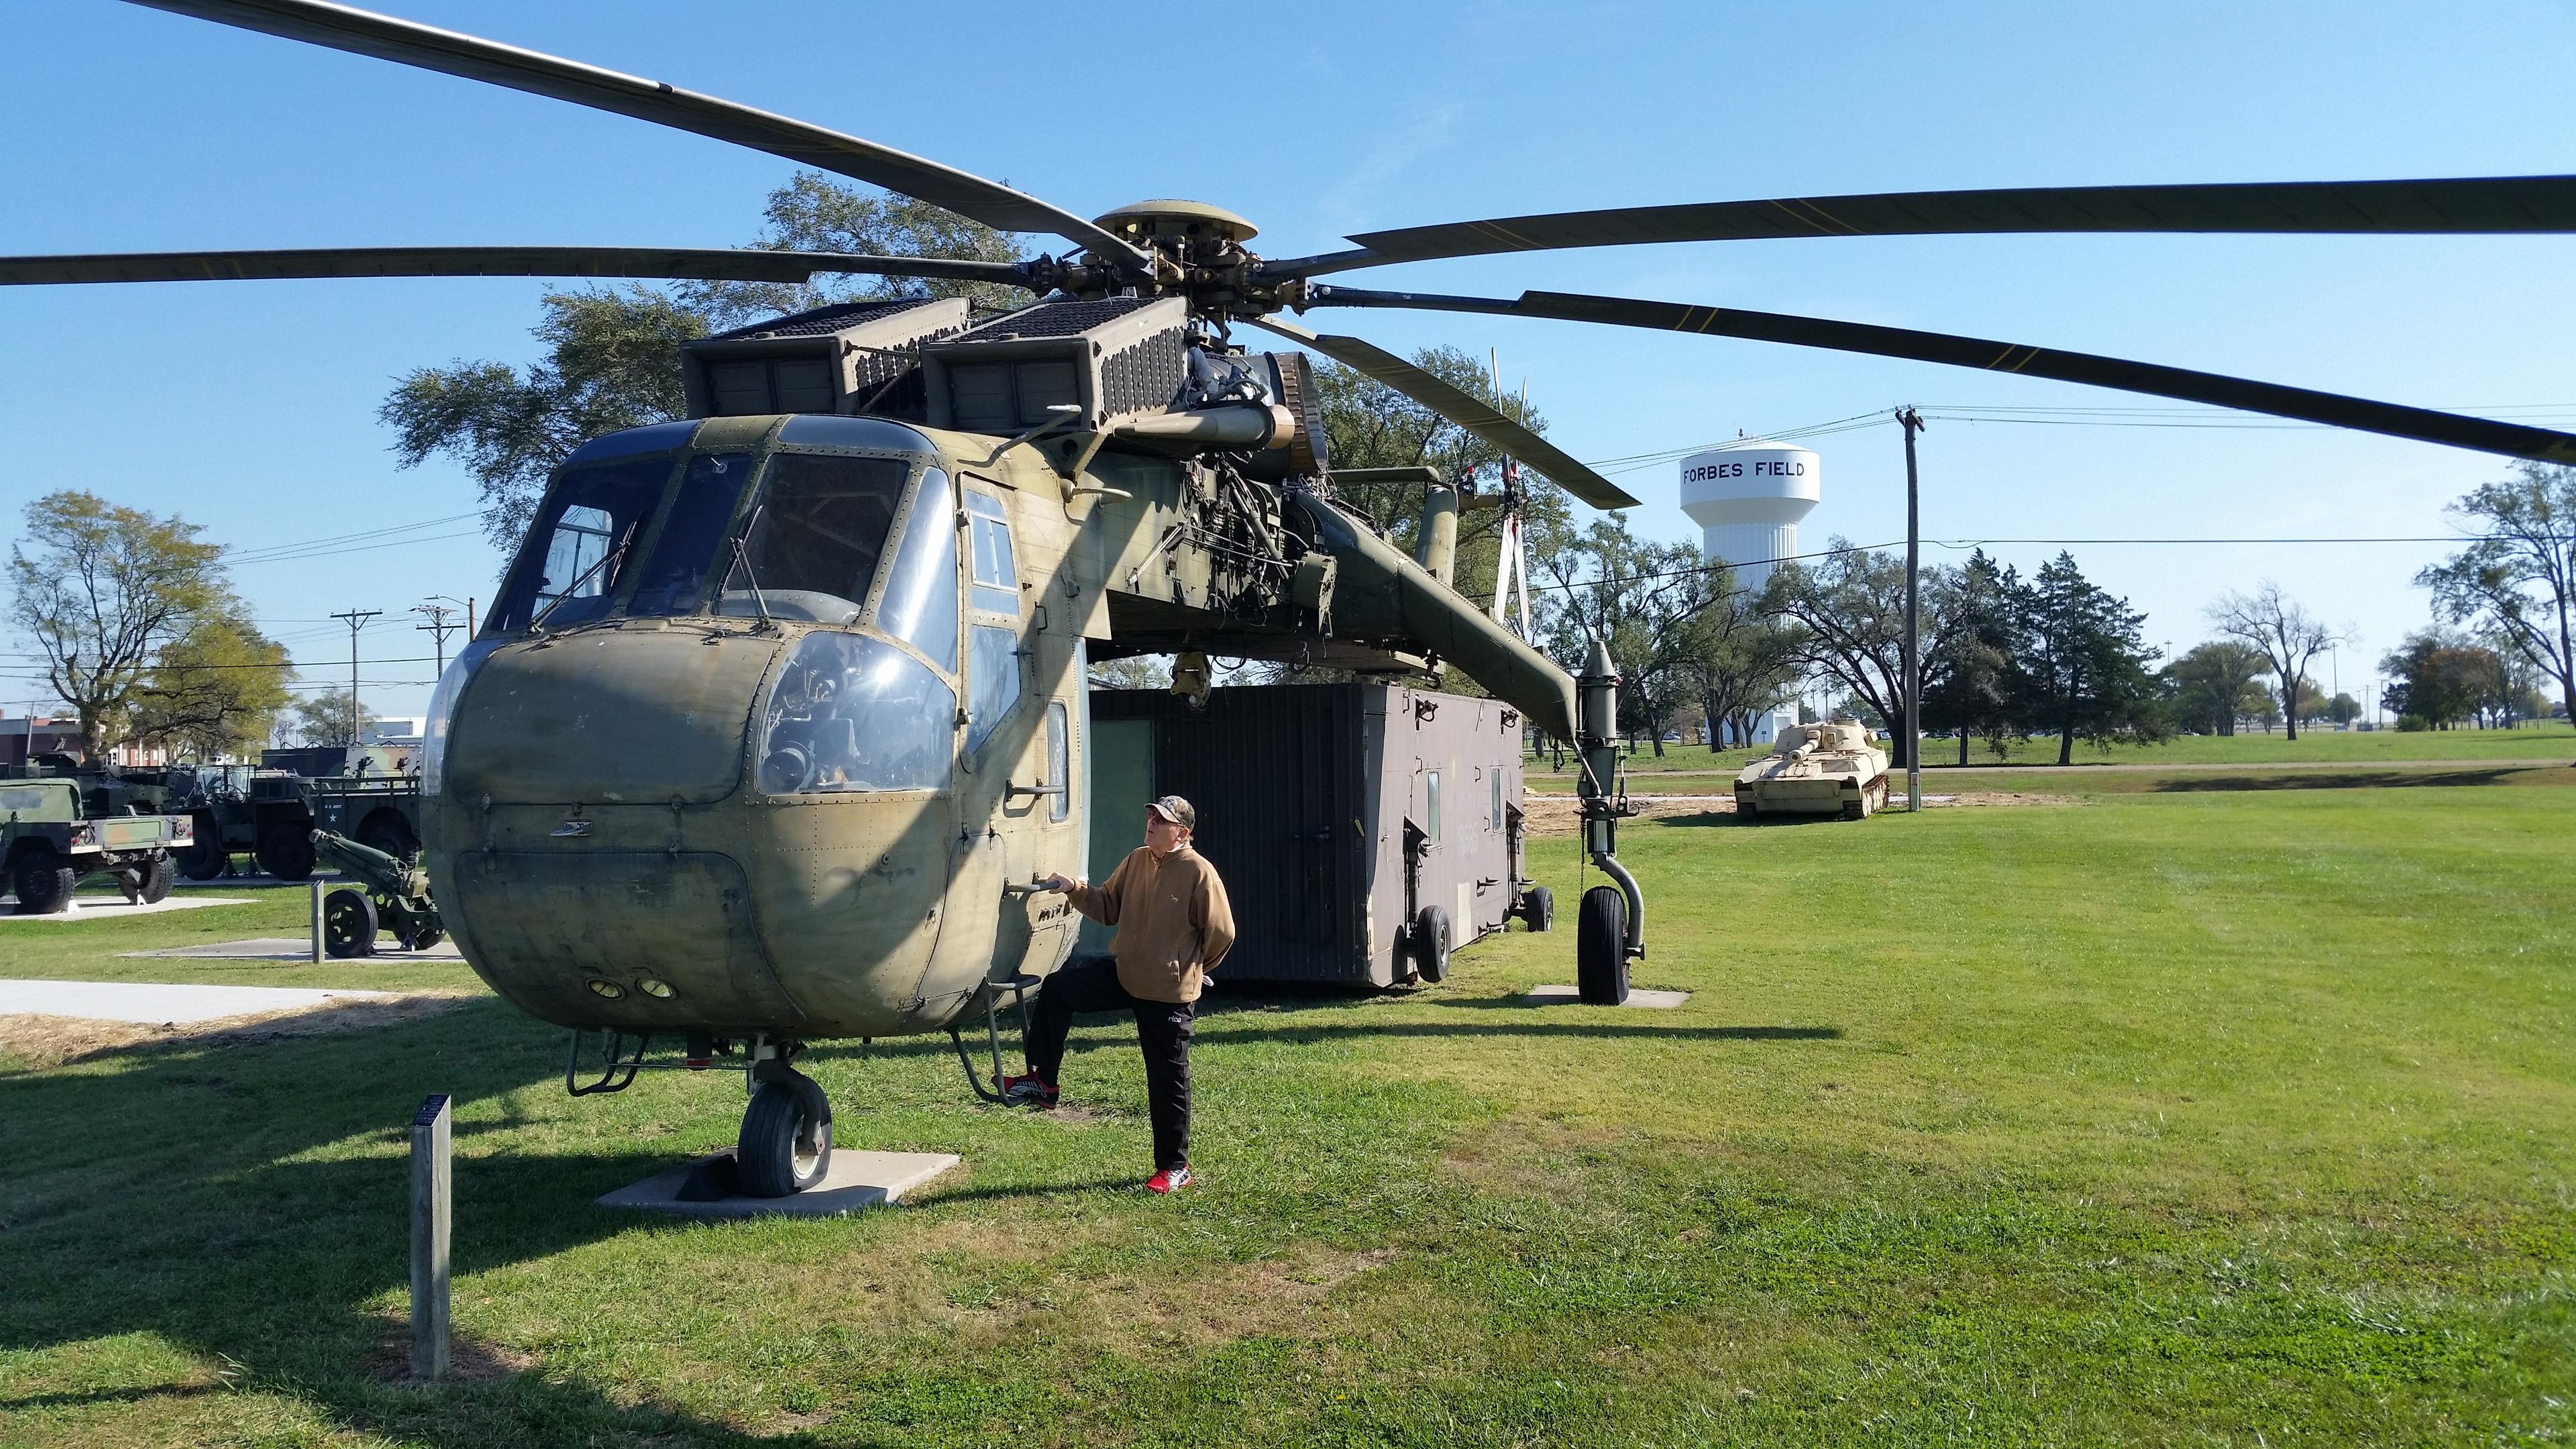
[1191,864,1236,973]
[1061,849,1134,926]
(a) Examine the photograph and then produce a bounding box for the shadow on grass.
[1197,1020,1842,1044]
[2148,767,2546,792]
[0,998,837,1446]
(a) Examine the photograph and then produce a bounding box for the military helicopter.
[13,0,2576,1196]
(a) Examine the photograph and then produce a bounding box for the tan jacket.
[1067,845,1236,1004]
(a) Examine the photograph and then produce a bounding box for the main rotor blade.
[1246,315,1642,510]
[123,0,1149,266]
[1265,175,2576,278]
[1305,286,2576,467]
[0,246,1035,288]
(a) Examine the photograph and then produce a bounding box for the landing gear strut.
[1574,639,1646,1005]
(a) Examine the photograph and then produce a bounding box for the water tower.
[1680,441,1821,744]
[1678,441,1821,596]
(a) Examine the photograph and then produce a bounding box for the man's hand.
[1041,872,1077,894]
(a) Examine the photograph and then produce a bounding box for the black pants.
[1025,955,1196,1171]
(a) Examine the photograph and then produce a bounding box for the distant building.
[362,716,425,749]
[0,717,168,767]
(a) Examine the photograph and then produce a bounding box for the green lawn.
[4,784,2572,1444]
[1542,720,2576,778]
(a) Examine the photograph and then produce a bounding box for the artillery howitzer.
[311,828,443,956]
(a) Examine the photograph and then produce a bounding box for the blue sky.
[5,0,2572,721]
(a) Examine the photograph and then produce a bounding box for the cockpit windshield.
[628,452,753,616]
[486,455,674,633]
[715,452,910,625]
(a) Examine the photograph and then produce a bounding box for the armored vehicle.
[1,776,195,913]
[1734,719,1890,821]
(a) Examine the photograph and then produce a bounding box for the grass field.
[4,780,2573,1444]
[1548,720,2576,777]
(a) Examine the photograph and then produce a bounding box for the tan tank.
[1734,718,1891,820]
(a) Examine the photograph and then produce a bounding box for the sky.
[5,0,2573,724]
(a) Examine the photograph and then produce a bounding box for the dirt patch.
[0,993,474,1071]
[362,1310,540,1385]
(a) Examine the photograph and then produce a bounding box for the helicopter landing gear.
[739,1053,832,1198]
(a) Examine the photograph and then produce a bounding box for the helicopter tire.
[138,855,175,904]
[11,851,76,915]
[257,822,315,881]
[739,1077,833,1197]
[177,818,228,880]
[323,889,377,958]
[1575,885,1629,1006]
[1408,904,1453,983]
[1517,885,1554,932]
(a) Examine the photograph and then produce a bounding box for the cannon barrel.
[310,828,431,902]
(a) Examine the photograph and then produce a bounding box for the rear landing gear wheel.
[1576,884,1629,1006]
[1516,885,1554,932]
[323,888,377,957]
[739,1072,833,1197]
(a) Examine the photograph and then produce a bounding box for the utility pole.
[330,608,381,746]
[413,600,466,677]
[1897,407,1927,812]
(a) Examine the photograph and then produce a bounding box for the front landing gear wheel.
[1576,884,1629,1006]
[739,1075,833,1197]
[323,888,376,957]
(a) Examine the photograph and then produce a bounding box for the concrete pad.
[0,978,398,1024]
[1524,984,1691,1009]
[598,1149,962,1218]
[124,936,465,961]
[0,896,252,921]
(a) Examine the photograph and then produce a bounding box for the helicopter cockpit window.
[873,466,959,672]
[629,452,753,616]
[759,631,955,794]
[718,452,910,623]
[487,454,673,633]
[965,493,1019,615]
[965,624,1022,754]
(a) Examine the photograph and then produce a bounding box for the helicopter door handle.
[1002,875,1049,898]
[1004,779,1067,804]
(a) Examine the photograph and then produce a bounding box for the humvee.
[1,777,196,914]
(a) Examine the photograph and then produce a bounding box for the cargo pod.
[1087,682,1545,988]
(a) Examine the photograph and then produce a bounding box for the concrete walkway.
[0,979,398,1024]
[0,896,251,920]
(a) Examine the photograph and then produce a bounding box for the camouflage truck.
[1,775,195,914]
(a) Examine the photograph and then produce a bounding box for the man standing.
[1008,795,1234,1194]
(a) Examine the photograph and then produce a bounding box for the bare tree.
[1764,539,1959,767]
[2209,582,2343,742]
[2417,462,2576,718]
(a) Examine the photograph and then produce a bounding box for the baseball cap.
[1146,795,1196,830]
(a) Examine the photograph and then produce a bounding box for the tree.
[1537,518,1721,755]
[2209,582,2343,742]
[2417,462,2576,720]
[9,491,233,758]
[1919,549,2016,763]
[2380,628,2502,729]
[2161,640,2269,736]
[2326,692,2363,726]
[286,688,360,749]
[381,172,1024,545]
[1762,540,1949,767]
[2010,552,2168,765]
[127,612,292,759]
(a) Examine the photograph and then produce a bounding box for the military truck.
[173,746,423,881]
[1,775,195,914]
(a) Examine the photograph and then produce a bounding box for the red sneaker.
[1146,1165,1193,1194]
[1000,1073,1057,1108]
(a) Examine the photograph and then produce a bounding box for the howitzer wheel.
[739,1073,833,1197]
[323,888,377,957]
[400,924,444,953]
